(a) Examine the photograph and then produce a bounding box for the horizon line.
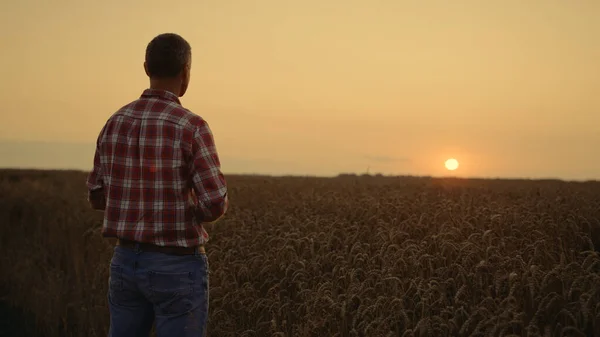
[0,166,597,183]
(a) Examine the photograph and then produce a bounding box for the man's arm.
[88,187,106,211]
[86,129,106,211]
[189,120,228,223]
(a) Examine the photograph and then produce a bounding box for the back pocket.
[109,264,123,291]
[148,270,195,316]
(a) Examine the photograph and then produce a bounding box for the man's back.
[87,88,228,247]
[89,32,220,337]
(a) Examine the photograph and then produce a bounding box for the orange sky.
[1,0,599,180]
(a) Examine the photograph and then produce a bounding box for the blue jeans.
[107,244,209,337]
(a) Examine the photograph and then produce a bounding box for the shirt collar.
[140,88,181,104]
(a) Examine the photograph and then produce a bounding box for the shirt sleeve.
[86,126,105,191]
[190,120,228,222]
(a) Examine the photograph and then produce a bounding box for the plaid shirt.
[86,89,228,247]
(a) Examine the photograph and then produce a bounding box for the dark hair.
[145,33,191,78]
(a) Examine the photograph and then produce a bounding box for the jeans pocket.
[148,270,196,316]
[108,264,141,308]
[109,264,123,292]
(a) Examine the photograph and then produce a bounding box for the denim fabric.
[107,245,209,337]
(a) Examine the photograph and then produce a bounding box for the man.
[86,33,228,337]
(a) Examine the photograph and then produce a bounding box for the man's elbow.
[88,189,106,211]
[204,195,229,223]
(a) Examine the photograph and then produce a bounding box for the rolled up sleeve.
[190,121,228,222]
[87,145,104,191]
[86,127,107,210]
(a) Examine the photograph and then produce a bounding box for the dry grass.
[1,169,600,336]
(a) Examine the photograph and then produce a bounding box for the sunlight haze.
[1,0,599,180]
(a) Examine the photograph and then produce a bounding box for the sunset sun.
[445,158,459,171]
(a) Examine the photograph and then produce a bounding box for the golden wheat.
[1,170,600,336]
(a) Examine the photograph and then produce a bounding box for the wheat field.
[1,169,599,337]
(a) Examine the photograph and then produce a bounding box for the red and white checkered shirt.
[86,89,228,247]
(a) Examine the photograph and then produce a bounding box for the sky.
[0,0,599,180]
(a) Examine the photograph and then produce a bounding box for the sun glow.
[445,158,459,171]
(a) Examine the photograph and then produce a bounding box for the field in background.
[1,169,600,336]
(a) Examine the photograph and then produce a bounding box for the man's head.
[144,33,192,97]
